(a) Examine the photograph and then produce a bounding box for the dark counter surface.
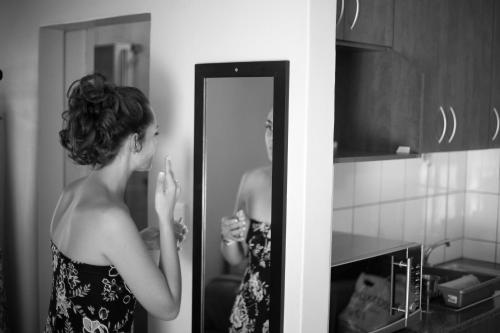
[399,289,500,332]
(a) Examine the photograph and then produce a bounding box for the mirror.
[193,61,289,333]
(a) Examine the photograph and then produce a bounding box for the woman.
[221,109,273,333]
[45,73,185,332]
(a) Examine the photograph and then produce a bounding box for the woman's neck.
[88,156,133,199]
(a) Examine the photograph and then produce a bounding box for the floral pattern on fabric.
[229,220,271,333]
[44,241,136,333]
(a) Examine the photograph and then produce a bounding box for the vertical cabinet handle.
[492,107,500,141]
[350,0,360,30]
[337,0,345,26]
[438,106,447,144]
[448,106,457,143]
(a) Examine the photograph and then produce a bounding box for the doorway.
[38,14,151,332]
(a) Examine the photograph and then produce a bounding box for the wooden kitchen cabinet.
[489,1,500,148]
[334,46,423,160]
[393,0,493,152]
[444,0,492,151]
[335,0,497,159]
[336,0,394,48]
[336,0,345,40]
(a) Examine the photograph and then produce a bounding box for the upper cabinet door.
[489,1,500,147]
[339,0,394,47]
[336,0,345,40]
[441,0,492,151]
[394,0,493,153]
[394,0,445,152]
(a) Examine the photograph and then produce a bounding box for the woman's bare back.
[50,177,131,266]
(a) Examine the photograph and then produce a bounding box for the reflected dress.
[45,241,136,333]
[229,219,271,333]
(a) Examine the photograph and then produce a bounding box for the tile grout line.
[350,163,355,234]
[402,160,408,242]
[495,150,500,263]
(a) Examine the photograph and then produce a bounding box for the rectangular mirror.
[193,61,289,333]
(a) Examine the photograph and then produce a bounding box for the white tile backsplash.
[333,163,355,209]
[466,149,500,193]
[464,193,498,242]
[463,239,496,262]
[332,148,500,264]
[354,161,381,205]
[379,202,404,240]
[446,193,465,240]
[425,195,447,245]
[445,239,463,262]
[353,205,379,237]
[405,158,428,198]
[448,151,467,192]
[426,153,449,195]
[404,198,426,243]
[332,208,353,233]
[381,160,405,201]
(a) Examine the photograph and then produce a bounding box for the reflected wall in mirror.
[193,61,289,333]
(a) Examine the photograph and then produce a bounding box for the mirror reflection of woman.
[45,74,186,332]
[220,109,273,333]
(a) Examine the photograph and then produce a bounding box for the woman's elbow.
[149,297,181,321]
[160,300,181,321]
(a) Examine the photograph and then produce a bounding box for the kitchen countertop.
[399,258,500,333]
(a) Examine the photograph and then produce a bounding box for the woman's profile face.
[265,109,273,162]
[135,109,159,171]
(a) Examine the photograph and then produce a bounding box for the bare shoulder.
[244,165,272,184]
[57,177,86,206]
[95,202,135,236]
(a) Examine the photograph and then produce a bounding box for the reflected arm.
[220,173,249,265]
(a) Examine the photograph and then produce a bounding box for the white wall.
[0,0,335,332]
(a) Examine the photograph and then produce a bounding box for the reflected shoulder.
[245,165,272,181]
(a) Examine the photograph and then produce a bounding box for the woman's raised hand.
[221,209,248,243]
[155,156,180,223]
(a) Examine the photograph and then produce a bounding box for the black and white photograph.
[4,0,500,333]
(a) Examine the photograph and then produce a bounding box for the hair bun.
[67,73,120,116]
[80,73,115,104]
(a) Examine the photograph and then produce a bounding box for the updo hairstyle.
[59,73,153,168]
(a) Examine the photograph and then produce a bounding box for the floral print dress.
[45,241,136,333]
[229,219,271,333]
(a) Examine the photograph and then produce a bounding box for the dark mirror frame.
[193,61,289,333]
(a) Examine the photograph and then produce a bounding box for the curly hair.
[59,73,153,168]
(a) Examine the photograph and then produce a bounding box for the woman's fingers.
[164,155,177,190]
[156,171,166,193]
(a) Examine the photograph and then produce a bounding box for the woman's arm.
[220,173,250,265]
[101,157,182,321]
[100,208,181,320]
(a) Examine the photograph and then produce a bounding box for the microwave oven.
[330,232,423,333]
